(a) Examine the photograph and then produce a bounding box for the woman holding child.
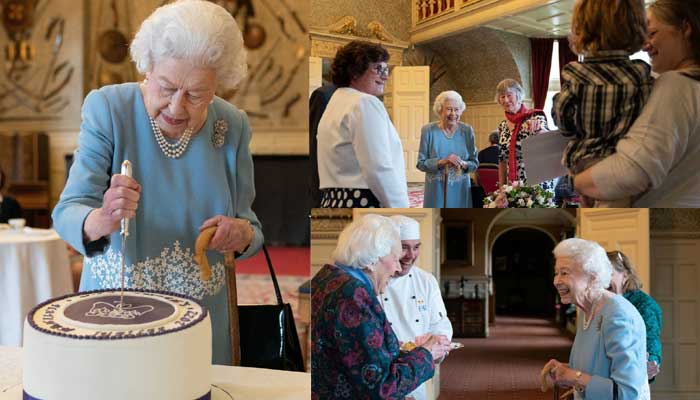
[573,0,700,207]
[553,0,652,208]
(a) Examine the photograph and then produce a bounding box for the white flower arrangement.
[484,181,555,208]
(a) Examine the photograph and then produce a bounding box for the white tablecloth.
[0,228,73,346]
[0,347,311,400]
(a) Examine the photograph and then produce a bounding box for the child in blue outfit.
[552,0,654,207]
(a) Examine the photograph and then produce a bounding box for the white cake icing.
[22,289,212,400]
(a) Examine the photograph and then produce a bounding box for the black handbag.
[238,245,306,372]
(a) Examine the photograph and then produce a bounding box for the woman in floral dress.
[311,214,450,399]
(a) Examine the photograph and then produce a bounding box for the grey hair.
[494,78,524,105]
[553,238,612,294]
[433,90,466,117]
[130,0,248,90]
[333,214,401,271]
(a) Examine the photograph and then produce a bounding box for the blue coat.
[570,295,648,399]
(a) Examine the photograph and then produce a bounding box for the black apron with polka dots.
[320,188,380,208]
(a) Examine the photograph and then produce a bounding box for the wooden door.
[384,66,430,183]
[650,235,700,398]
[578,209,650,292]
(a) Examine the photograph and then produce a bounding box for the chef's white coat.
[379,266,453,400]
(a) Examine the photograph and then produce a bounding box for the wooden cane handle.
[193,226,217,281]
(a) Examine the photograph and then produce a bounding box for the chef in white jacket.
[380,215,453,400]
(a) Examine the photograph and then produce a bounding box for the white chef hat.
[390,215,420,240]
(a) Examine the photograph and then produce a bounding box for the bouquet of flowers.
[483,181,555,208]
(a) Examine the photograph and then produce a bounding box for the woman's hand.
[84,174,141,241]
[542,359,587,390]
[199,216,254,254]
[527,118,545,133]
[647,360,660,380]
[417,334,451,361]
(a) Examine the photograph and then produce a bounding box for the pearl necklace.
[150,117,193,159]
[441,126,457,139]
[582,297,602,330]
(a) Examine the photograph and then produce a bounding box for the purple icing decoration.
[63,295,175,325]
[23,389,212,400]
[26,288,209,341]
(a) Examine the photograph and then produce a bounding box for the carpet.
[439,316,573,400]
[236,246,309,276]
[409,184,424,208]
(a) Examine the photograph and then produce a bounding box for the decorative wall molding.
[310,16,409,64]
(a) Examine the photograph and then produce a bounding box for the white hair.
[433,90,466,116]
[494,78,524,105]
[130,0,247,90]
[333,214,401,271]
[553,238,612,293]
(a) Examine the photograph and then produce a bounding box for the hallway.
[439,316,573,400]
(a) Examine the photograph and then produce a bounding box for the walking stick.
[443,166,449,208]
[193,227,241,366]
[225,252,241,366]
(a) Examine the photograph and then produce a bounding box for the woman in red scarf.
[494,79,554,192]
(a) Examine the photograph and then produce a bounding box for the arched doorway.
[491,228,556,317]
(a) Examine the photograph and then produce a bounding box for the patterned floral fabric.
[497,113,554,192]
[624,289,663,374]
[85,241,226,300]
[311,264,434,399]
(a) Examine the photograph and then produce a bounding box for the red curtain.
[558,37,579,73]
[530,38,554,110]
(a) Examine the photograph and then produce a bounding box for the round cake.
[23,289,212,400]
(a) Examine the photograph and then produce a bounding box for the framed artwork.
[444,222,473,266]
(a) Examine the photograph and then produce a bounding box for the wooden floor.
[439,316,572,400]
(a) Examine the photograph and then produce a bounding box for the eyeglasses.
[372,64,390,77]
[150,78,214,107]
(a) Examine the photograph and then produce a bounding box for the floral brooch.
[212,119,228,148]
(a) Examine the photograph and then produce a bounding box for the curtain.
[530,38,554,110]
[558,37,579,73]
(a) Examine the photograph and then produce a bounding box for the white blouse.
[316,87,409,208]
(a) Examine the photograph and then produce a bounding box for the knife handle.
[120,160,132,236]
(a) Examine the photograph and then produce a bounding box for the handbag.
[238,245,306,372]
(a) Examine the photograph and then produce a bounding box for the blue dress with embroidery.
[52,83,264,365]
[417,122,479,208]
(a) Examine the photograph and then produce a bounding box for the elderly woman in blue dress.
[417,91,478,208]
[542,238,649,400]
[312,214,450,399]
[52,0,263,365]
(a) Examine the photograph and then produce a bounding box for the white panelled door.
[384,66,430,183]
[650,235,700,399]
[578,209,650,292]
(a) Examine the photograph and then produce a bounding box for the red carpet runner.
[439,316,572,400]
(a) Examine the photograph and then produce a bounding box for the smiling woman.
[542,238,649,399]
[52,0,263,366]
[316,40,409,208]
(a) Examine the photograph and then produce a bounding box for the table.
[0,228,73,346]
[0,347,311,400]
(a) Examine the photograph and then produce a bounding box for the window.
[542,40,561,129]
[542,42,652,130]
